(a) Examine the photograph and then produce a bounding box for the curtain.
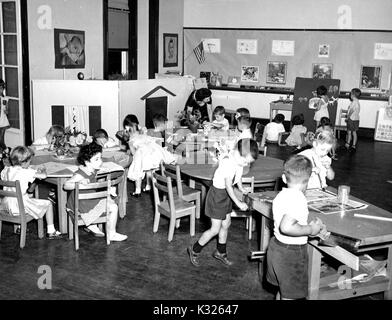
[64,105,89,133]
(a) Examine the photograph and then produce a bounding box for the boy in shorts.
[266,154,327,299]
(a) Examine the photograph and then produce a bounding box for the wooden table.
[31,149,131,234]
[247,188,392,300]
[269,101,292,122]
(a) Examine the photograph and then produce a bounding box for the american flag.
[193,41,205,64]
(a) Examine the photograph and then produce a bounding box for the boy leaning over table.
[266,154,328,300]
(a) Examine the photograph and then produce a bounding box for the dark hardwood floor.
[0,136,391,300]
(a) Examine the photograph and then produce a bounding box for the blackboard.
[184,28,392,93]
[292,78,340,133]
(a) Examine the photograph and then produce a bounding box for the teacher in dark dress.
[182,88,212,125]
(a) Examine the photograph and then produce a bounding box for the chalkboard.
[184,28,392,93]
[292,77,340,133]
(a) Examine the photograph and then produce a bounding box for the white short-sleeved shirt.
[264,122,285,142]
[299,148,331,189]
[273,188,309,245]
[212,118,230,131]
[237,128,253,140]
[212,155,243,189]
[314,98,329,121]
[348,100,360,121]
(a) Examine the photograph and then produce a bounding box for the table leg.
[307,243,322,300]
[384,244,392,300]
[118,171,127,219]
[56,177,68,234]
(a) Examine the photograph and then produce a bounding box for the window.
[0,0,22,130]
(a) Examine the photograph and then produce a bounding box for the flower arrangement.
[175,109,202,132]
[50,126,90,157]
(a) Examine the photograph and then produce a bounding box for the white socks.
[47,224,56,234]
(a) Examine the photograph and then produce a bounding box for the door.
[145,96,167,129]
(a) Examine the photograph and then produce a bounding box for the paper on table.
[98,161,124,173]
[308,198,368,215]
[39,162,79,177]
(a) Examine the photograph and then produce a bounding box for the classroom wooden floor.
[0,136,391,300]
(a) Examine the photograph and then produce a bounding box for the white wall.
[159,0,184,74]
[27,0,103,81]
[184,0,392,30]
[137,0,149,79]
[31,80,119,140]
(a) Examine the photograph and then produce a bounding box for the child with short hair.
[64,142,127,241]
[345,88,361,152]
[1,146,63,239]
[211,106,230,131]
[32,125,65,148]
[299,129,336,189]
[236,116,253,140]
[286,113,307,148]
[147,113,168,141]
[317,117,337,160]
[93,128,117,148]
[235,107,250,121]
[187,138,259,267]
[266,154,327,300]
[260,113,285,147]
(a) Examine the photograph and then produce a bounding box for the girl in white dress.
[0,79,10,151]
[127,123,177,196]
[1,146,63,239]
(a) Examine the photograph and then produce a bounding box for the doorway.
[104,0,137,80]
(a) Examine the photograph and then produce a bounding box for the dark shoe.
[83,227,105,238]
[187,245,200,267]
[46,231,64,240]
[212,250,233,266]
[349,146,356,153]
[14,226,30,235]
[131,192,141,198]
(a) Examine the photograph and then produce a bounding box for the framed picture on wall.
[163,33,178,67]
[266,61,287,84]
[360,65,382,90]
[54,28,85,69]
[241,66,259,82]
[312,63,333,79]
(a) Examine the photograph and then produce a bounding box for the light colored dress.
[127,133,177,181]
[0,166,50,219]
[286,125,307,147]
[313,97,329,121]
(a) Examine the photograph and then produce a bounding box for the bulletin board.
[374,105,392,142]
[184,28,392,92]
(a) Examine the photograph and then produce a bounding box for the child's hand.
[240,187,250,195]
[309,219,322,236]
[79,179,90,185]
[237,201,248,211]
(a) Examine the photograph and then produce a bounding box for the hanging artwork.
[312,63,333,79]
[266,61,287,84]
[163,33,178,67]
[318,44,330,58]
[54,28,85,69]
[360,65,382,89]
[374,43,392,60]
[272,40,295,56]
[237,39,257,54]
[202,38,221,53]
[241,66,259,83]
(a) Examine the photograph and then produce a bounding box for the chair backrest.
[0,180,27,222]
[160,162,183,196]
[74,177,111,215]
[152,171,175,214]
[241,176,254,194]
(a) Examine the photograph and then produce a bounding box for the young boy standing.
[345,88,361,152]
[266,154,327,299]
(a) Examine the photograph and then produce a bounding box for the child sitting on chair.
[64,142,127,241]
[116,114,141,151]
[32,125,65,149]
[1,146,63,239]
[236,116,253,140]
[93,128,117,148]
[260,114,285,147]
[209,106,230,131]
[286,114,307,149]
[127,123,177,197]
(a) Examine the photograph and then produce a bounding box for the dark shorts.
[266,237,308,299]
[347,119,359,131]
[204,185,232,220]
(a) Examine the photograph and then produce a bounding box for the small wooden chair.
[152,172,196,242]
[334,108,348,139]
[160,162,201,219]
[230,176,255,240]
[0,180,44,249]
[67,174,121,250]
